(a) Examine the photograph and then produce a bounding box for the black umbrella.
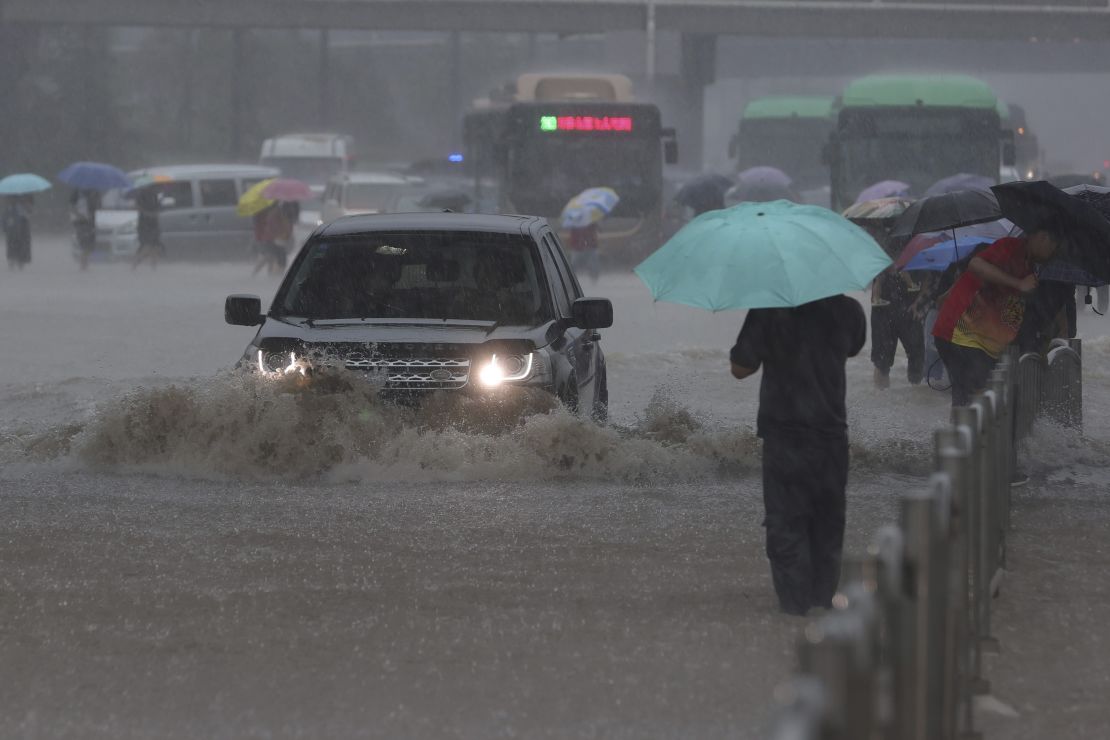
[889,188,1001,240]
[674,173,732,214]
[993,180,1110,282]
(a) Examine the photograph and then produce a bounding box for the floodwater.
[2,238,1109,738]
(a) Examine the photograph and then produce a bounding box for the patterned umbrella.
[561,187,620,229]
[854,180,910,205]
[842,197,915,223]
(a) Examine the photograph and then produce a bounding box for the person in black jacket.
[729,295,867,616]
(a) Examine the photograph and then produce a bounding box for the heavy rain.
[2,3,1110,738]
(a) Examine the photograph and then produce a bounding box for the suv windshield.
[276,230,552,325]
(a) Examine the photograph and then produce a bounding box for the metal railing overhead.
[5,0,1110,39]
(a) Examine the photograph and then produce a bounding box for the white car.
[319,171,423,224]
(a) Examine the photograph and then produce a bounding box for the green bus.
[729,95,834,191]
[826,74,1014,211]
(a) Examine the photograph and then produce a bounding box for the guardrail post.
[935,426,978,738]
[951,404,989,695]
[900,475,950,740]
[1045,342,1082,429]
[1015,352,1044,441]
[989,369,1012,561]
[767,676,827,740]
[972,394,1001,655]
[863,525,907,740]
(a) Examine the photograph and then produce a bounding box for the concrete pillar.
[448,31,461,149]
[318,29,330,128]
[230,28,245,158]
[679,33,716,171]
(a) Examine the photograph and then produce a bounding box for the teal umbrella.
[634,200,891,311]
[0,173,51,195]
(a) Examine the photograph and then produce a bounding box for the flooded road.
[2,238,1109,737]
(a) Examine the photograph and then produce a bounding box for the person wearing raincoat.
[3,194,32,270]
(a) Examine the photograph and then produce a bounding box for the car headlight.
[476,352,534,388]
[242,344,307,376]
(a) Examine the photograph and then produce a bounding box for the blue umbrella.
[634,200,890,311]
[0,173,51,195]
[58,161,132,191]
[902,235,996,272]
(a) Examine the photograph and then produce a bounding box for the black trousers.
[934,337,997,407]
[871,305,924,383]
[761,431,849,615]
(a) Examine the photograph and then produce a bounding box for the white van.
[104,164,280,260]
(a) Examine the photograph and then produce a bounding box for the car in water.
[224,212,612,418]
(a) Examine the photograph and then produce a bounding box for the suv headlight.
[242,344,307,376]
[476,352,536,388]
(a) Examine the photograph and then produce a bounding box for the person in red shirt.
[932,227,1061,405]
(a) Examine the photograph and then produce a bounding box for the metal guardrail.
[769,339,1082,739]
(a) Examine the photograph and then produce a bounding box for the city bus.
[729,96,834,191]
[826,74,1014,211]
[463,74,678,262]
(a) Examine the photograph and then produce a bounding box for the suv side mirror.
[225,294,263,326]
[571,297,613,330]
[661,127,679,165]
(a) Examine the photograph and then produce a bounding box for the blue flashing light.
[448,153,464,163]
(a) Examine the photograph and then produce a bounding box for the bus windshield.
[737,119,831,189]
[507,136,658,217]
[836,109,998,201]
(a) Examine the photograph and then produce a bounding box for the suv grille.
[343,353,471,389]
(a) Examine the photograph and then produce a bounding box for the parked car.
[225,212,612,418]
[106,164,280,260]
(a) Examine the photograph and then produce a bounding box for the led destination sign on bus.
[539,115,634,133]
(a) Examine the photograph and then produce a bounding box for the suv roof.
[317,212,544,238]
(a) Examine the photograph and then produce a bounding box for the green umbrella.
[634,200,891,311]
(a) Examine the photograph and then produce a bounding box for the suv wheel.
[591,367,609,424]
[560,379,579,414]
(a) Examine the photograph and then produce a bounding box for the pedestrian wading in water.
[729,295,867,616]
[932,227,1060,407]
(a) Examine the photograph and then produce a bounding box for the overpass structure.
[5,0,1110,40]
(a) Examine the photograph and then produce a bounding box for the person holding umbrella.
[562,187,619,284]
[0,173,50,270]
[636,201,885,616]
[3,194,33,270]
[58,162,131,271]
[130,175,170,270]
[931,226,1060,406]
